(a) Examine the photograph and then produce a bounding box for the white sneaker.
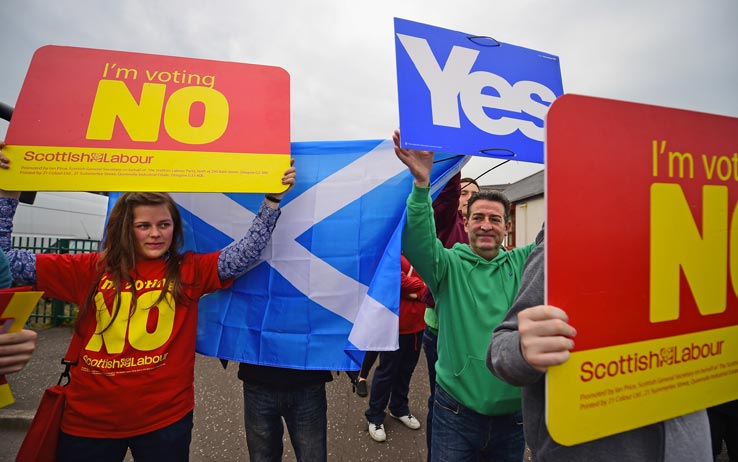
[368,422,386,442]
[390,412,421,430]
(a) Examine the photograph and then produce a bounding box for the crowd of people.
[0,131,731,461]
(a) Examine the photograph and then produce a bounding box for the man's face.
[459,181,480,216]
[464,199,510,261]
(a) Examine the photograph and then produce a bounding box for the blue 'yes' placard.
[394,18,564,164]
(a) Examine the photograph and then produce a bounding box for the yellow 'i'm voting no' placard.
[546,94,738,446]
[0,288,44,408]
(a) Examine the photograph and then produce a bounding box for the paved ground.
[0,327,728,461]
[0,327,430,462]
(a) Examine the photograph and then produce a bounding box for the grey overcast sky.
[1,0,736,185]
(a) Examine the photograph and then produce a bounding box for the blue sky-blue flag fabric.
[107,139,466,370]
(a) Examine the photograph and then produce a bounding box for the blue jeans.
[242,381,327,462]
[57,410,193,462]
[422,326,438,461]
[431,386,524,462]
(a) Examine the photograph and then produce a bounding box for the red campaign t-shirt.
[36,251,231,438]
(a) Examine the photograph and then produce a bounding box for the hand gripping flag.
[109,139,466,370]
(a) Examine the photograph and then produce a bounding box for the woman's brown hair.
[79,193,186,333]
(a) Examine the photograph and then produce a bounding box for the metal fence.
[13,236,101,327]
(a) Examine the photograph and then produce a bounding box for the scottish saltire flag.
[108,139,466,370]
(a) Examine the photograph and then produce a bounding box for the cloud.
[1,0,736,183]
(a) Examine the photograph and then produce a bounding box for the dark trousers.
[360,351,379,379]
[709,404,738,461]
[422,326,438,461]
[57,411,193,462]
[365,331,422,424]
[346,351,378,385]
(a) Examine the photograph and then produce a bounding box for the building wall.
[14,192,109,241]
[512,195,544,247]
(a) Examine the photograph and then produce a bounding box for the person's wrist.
[0,190,21,200]
[264,194,282,204]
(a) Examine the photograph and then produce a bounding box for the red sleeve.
[400,255,425,299]
[184,251,233,296]
[36,253,102,306]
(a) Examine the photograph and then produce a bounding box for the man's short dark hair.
[466,190,511,222]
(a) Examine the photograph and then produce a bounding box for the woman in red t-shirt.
[0,156,295,462]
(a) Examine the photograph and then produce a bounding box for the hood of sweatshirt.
[452,241,513,269]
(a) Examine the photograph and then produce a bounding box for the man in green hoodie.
[393,130,534,462]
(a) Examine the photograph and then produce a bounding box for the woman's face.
[132,204,174,260]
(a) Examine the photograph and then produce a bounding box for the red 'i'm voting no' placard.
[3,45,291,193]
[545,94,738,446]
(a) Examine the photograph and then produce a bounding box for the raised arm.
[217,162,296,279]
[0,149,18,249]
[393,130,447,293]
[392,129,433,187]
[0,151,37,285]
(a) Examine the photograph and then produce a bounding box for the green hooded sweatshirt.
[403,184,534,415]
